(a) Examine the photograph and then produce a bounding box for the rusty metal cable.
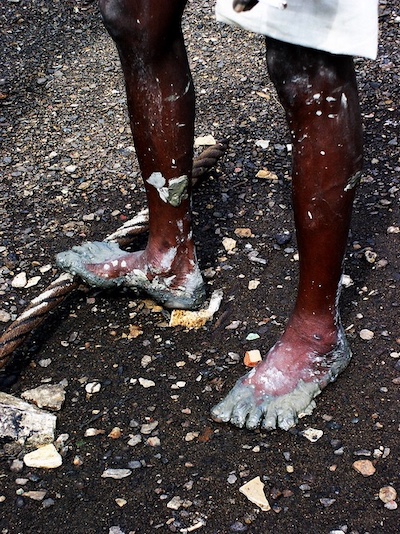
[0,141,228,368]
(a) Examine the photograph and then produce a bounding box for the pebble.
[248,280,260,290]
[239,476,271,511]
[108,427,122,439]
[320,498,336,507]
[138,377,155,388]
[300,428,323,442]
[222,237,237,252]
[127,434,142,446]
[11,272,27,288]
[140,421,158,434]
[146,436,161,447]
[227,474,237,484]
[25,275,41,288]
[0,309,11,322]
[352,460,376,477]
[101,469,132,479]
[378,486,397,503]
[167,495,183,510]
[23,490,47,501]
[84,428,105,437]
[115,498,127,507]
[21,384,66,411]
[85,381,101,394]
[359,329,374,340]
[23,444,63,469]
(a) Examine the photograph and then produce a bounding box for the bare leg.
[56,0,205,309]
[212,39,363,430]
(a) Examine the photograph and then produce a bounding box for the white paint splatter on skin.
[104,264,110,271]
[326,96,336,102]
[121,260,127,268]
[341,93,348,108]
[316,110,322,116]
[307,211,313,220]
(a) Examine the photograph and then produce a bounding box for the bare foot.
[211,318,351,431]
[56,241,205,309]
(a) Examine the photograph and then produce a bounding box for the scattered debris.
[239,476,271,511]
[169,290,223,329]
[243,349,262,368]
[300,428,324,442]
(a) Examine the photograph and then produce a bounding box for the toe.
[261,404,278,431]
[276,405,297,431]
[245,404,265,430]
[230,399,254,428]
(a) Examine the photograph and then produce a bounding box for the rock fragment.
[23,444,62,469]
[378,486,397,503]
[359,329,374,340]
[101,469,132,479]
[352,460,376,476]
[21,384,66,411]
[239,476,271,511]
[0,392,57,447]
[300,428,323,442]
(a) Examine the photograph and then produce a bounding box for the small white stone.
[25,276,41,288]
[21,384,66,411]
[248,279,260,290]
[341,274,354,288]
[115,498,127,508]
[359,329,374,340]
[301,428,324,442]
[11,272,27,288]
[127,435,142,447]
[0,310,11,322]
[138,377,155,388]
[64,165,77,173]
[185,432,199,442]
[146,436,161,447]
[23,490,47,501]
[101,469,132,479]
[84,428,105,437]
[23,444,62,469]
[140,421,158,434]
[239,476,271,511]
[167,495,183,510]
[222,237,236,252]
[379,486,397,503]
[85,382,101,394]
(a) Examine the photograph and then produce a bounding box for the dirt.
[0,1,399,533]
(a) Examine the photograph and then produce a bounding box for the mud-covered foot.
[211,319,351,431]
[56,241,206,309]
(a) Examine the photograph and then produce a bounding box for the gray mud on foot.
[56,241,206,309]
[211,326,352,431]
[56,241,128,288]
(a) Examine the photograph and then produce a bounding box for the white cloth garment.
[215,0,379,59]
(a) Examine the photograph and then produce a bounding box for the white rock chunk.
[239,476,271,511]
[0,392,57,447]
[21,384,66,411]
[101,469,132,479]
[23,444,62,469]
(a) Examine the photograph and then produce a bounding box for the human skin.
[57,0,363,431]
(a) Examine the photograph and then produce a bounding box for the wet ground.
[0,1,399,533]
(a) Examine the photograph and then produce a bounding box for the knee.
[99,0,128,41]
